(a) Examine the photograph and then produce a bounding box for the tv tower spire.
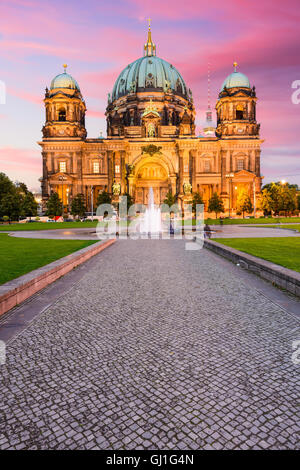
[206,63,212,123]
[203,62,215,136]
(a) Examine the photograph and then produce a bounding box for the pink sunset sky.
[0,0,299,190]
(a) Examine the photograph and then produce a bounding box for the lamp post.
[66,188,69,214]
[253,177,256,218]
[91,185,94,221]
[225,173,234,218]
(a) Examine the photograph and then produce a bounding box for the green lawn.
[0,220,132,231]
[182,217,300,226]
[215,237,300,272]
[1,217,300,231]
[252,224,300,232]
[0,234,97,284]
[0,221,99,231]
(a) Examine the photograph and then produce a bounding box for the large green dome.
[111,55,189,101]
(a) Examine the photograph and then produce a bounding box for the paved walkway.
[211,225,300,238]
[0,240,299,450]
[2,225,300,240]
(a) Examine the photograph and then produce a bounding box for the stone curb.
[0,238,116,316]
[197,237,300,297]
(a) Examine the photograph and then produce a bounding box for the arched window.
[58,109,66,121]
[237,159,244,171]
[236,104,244,120]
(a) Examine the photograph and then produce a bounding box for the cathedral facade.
[39,25,263,213]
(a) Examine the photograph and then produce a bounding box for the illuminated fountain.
[140,187,162,236]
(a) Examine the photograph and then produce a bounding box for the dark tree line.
[0,173,38,222]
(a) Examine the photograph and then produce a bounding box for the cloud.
[0,0,299,186]
[0,147,41,173]
[86,109,105,118]
[7,86,42,105]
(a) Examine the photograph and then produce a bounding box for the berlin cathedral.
[39,23,263,212]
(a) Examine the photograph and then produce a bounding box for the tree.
[96,190,112,206]
[71,193,86,218]
[279,185,296,215]
[236,190,253,218]
[163,191,177,207]
[0,173,14,203]
[297,194,300,211]
[268,183,282,215]
[1,190,24,222]
[16,181,29,195]
[22,192,38,219]
[192,192,204,213]
[259,182,297,216]
[262,181,299,191]
[0,173,16,221]
[0,172,38,221]
[259,188,273,215]
[46,192,63,218]
[121,192,134,211]
[208,192,224,219]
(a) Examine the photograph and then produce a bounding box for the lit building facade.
[39,26,263,213]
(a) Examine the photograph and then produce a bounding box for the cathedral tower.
[215,63,262,213]
[42,65,86,140]
[40,66,88,210]
[215,63,259,139]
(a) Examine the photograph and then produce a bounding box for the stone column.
[229,151,233,172]
[170,175,177,195]
[255,149,261,176]
[220,150,226,194]
[120,151,126,194]
[107,151,114,193]
[190,150,197,190]
[178,149,184,194]
[128,176,135,197]
[77,151,83,194]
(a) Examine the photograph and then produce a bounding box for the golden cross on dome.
[144,18,156,57]
[63,64,68,73]
[233,62,238,72]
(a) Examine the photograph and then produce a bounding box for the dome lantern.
[144,18,156,57]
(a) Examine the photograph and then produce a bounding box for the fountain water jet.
[140,187,162,236]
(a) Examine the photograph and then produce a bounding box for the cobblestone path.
[0,240,299,450]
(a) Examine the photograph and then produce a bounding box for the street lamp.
[66,188,69,214]
[225,173,234,218]
[253,177,256,218]
[91,185,94,221]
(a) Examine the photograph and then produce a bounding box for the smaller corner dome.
[50,66,80,91]
[221,66,250,91]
